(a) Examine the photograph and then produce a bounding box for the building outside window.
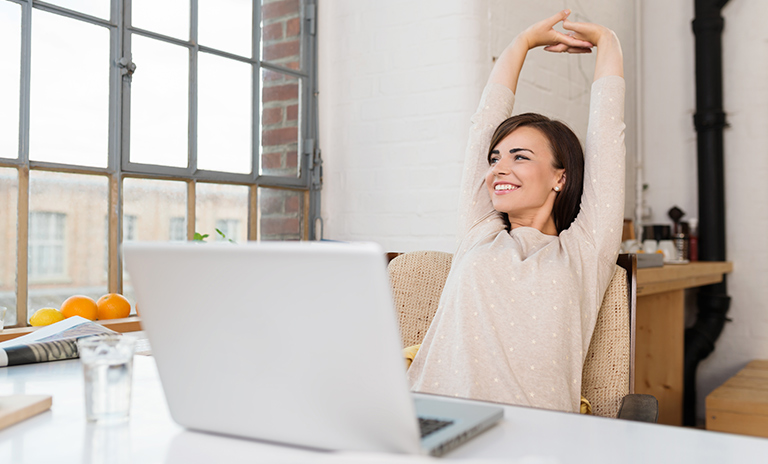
[215,219,240,242]
[169,217,186,242]
[28,212,66,280]
[0,0,321,327]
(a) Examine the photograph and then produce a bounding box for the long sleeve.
[562,75,626,267]
[455,83,516,242]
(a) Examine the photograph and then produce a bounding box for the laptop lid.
[124,241,422,453]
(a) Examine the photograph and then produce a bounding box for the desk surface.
[636,261,732,296]
[1,356,767,463]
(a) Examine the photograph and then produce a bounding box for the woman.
[406,11,625,413]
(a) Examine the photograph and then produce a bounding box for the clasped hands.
[520,10,614,54]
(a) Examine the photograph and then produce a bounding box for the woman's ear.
[555,172,566,191]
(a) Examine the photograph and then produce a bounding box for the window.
[0,0,320,328]
[169,217,186,241]
[28,212,66,280]
[124,215,138,242]
[215,219,240,242]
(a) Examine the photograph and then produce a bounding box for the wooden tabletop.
[636,261,733,296]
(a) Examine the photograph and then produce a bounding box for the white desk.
[1,356,767,463]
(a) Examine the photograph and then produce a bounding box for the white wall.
[642,0,768,419]
[318,0,488,252]
[319,0,637,252]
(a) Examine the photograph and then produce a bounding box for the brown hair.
[487,113,584,234]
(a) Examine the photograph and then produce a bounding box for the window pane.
[260,0,302,71]
[260,69,300,177]
[130,35,189,168]
[131,0,189,41]
[199,0,252,57]
[196,183,249,242]
[0,2,21,160]
[198,53,252,174]
[0,168,18,326]
[45,0,110,20]
[122,178,186,303]
[258,187,303,240]
[30,10,110,168]
[28,171,108,320]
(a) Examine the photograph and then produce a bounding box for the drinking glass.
[78,335,136,423]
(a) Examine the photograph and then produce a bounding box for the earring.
[554,186,561,192]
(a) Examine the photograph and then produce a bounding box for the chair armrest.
[617,394,659,423]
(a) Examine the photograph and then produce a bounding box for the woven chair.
[388,251,658,422]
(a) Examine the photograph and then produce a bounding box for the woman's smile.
[493,182,520,194]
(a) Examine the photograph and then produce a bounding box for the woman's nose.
[493,158,510,174]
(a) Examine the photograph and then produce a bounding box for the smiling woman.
[407,10,626,413]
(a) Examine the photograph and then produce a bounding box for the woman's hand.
[562,18,624,80]
[520,10,593,54]
[562,19,617,49]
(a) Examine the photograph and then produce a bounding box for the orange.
[96,293,131,320]
[60,295,98,321]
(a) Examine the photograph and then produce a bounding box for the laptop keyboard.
[418,417,454,438]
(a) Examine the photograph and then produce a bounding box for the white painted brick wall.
[318,0,488,252]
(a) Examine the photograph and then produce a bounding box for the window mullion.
[189,0,198,175]
[16,166,29,327]
[19,0,31,164]
[187,180,196,240]
[252,0,260,184]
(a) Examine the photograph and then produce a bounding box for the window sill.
[0,316,142,343]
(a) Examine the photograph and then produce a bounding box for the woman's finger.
[564,47,593,54]
[544,44,569,53]
[552,30,593,49]
[562,19,606,45]
[544,44,593,54]
[542,9,571,28]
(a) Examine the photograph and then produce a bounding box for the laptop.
[123,241,502,456]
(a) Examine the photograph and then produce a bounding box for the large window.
[0,0,320,327]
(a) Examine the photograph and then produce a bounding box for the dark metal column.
[685,0,732,427]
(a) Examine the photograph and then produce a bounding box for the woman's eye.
[514,154,529,161]
[489,157,500,165]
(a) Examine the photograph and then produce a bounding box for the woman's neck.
[508,214,558,236]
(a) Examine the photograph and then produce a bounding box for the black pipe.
[686,0,732,427]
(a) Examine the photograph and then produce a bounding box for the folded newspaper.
[0,317,117,367]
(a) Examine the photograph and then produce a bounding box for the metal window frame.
[0,0,321,327]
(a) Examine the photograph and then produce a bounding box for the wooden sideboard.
[634,261,733,426]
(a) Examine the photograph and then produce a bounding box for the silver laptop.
[123,241,502,456]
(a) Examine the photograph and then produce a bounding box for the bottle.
[688,218,698,262]
[673,222,689,262]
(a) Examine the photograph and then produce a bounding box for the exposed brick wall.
[260,0,303,240]
[259,187,302,240]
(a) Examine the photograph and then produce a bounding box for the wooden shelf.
[0,317,142,343]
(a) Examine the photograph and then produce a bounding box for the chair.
[387,251,658,422]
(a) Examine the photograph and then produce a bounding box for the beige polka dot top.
[407,76,626,413]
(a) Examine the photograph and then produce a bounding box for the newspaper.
[0,316,116,367]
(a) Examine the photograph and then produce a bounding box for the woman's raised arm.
[487,10,592,93]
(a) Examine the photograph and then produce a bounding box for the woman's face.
[485,126,565,228]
